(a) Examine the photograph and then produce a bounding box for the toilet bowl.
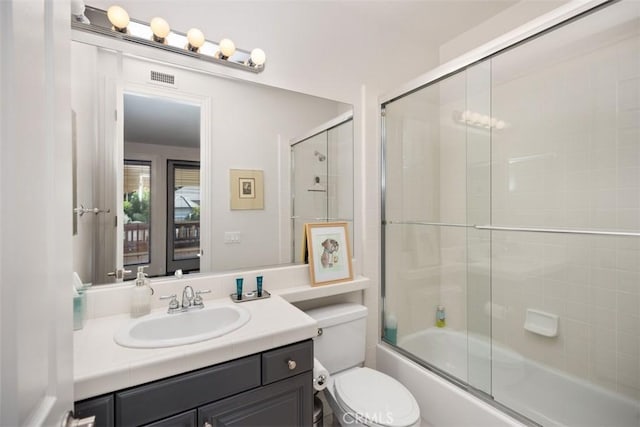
[305,304,421,427]
[325,367,421,427]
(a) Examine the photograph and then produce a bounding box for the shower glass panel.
[489,1,640,425]
[382,1,640,425]
[291,118,354,263]
[328,119,354,247]
[382,63,492,394]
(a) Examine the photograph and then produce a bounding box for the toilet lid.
[334,367,420,427]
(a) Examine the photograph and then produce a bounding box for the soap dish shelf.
[230,290,271,303]
[524,308,558,337]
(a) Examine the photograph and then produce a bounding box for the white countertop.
[74,294,318,400]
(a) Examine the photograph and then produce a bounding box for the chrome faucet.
[182,285,195,308]
[160,285,211,314]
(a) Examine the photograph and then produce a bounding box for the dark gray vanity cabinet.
[74,340,313,427]
[199,372,311,426]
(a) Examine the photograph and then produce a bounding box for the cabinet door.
[199,372,312,427]
[74,395,114,427]
[144,410,196,427]
[116,355,260,426]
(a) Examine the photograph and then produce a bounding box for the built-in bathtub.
[378,328,640,427]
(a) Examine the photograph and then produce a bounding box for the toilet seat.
[333,367,420,427]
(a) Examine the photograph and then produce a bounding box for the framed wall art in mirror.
[230,169,264,210]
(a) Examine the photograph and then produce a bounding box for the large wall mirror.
[71,36,353,286]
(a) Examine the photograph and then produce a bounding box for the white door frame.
[117,81,212,276]
[1,0,74,425]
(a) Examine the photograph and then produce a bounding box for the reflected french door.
[167,160,201,273]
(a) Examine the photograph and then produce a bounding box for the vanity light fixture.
[150,17,170,44]
[72,5,266,73]
[107,5,129,33]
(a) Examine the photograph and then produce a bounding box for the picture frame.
[230,169,264,210]
[305,222,353,286]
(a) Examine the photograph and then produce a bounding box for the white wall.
[71,42,99,283]
[88,1,519,103]
[439,0,570,64]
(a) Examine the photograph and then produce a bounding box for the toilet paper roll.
[313,358,329,391]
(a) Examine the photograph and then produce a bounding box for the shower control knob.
[287,359,297,370]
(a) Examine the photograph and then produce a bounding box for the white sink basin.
[114,305,250,348]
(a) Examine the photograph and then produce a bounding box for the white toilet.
[305,303,421,427]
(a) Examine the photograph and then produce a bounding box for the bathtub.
[377,328,640,427]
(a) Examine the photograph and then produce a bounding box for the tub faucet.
[182,285,195,308]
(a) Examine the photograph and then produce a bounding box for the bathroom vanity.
[73,294,319,426]
[75,340,313,426]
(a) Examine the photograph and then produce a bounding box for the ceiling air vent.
[149,70,176,87]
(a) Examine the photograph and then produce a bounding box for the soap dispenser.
[131,266,153,318]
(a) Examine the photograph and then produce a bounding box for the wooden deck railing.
[124,222,149,254]
[124,221,200,263]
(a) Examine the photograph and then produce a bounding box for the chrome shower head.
[314,150,326,162]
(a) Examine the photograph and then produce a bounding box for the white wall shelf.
[272,276,369,303]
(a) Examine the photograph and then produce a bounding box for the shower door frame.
[290,111,354,263]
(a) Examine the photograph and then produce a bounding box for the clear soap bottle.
[436,305,446,328]
[131,266,153,317]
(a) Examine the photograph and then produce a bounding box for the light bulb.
[496,120,506,130]
[250,48,266,66]
[218,38,236,59]
[186,28,205,52]
[107,5,129,32]
[150,17,170,42]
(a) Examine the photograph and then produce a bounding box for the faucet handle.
[160,294,179,311]
[193,289,211,307]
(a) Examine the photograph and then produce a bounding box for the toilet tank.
[304,303,368,374]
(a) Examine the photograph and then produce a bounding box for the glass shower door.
[382,61,492,394]
[382,1,640,425]
[488,2,640,425]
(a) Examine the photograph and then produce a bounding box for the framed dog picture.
[305,222,353,286]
